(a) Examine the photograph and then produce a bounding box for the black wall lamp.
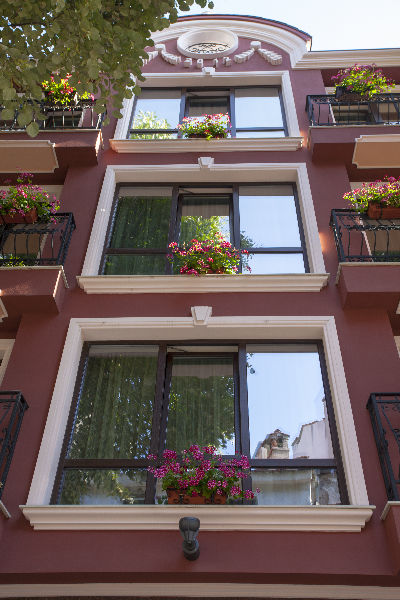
[179,516,200,561]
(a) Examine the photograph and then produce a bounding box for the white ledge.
[21,504,374,532]
[109,137,303,153]
[77,273,330,294]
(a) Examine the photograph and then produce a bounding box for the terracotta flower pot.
[166,488,228,504]
[0,208,38,225]
[367,204,400,219]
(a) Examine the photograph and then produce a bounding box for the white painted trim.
[0,339,14,385]
[395,336,400,358]
[381,501,400,520]
[26,315,368,514]
[110,137,303,153]
[116,70,300,139]
[0,500,11,519]
[294,48,400,69]
[0,298,7,323]
[0,139,59,173]
[177,28,239,58]
[81,162,325,277]
[77,273,329,294]
[352,134,400,168]
[151,19,309,67]
[21,504,373,532]
[2,582,400,599]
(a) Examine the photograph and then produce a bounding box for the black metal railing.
[367,394,400,500]
[306,94,400,126]
[0,392,28,502]
[0,212,76,266]
[330,209,400,263]
[0,99,105,131]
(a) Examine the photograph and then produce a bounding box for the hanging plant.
[41,74,94,107]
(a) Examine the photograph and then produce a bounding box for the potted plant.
[148,445,259,505]
[0,172,60,224]
[331,64,395,101]
[41,74,94,108]
[168,232,249,275]
[343,176,400,219]
[178,113,231,139]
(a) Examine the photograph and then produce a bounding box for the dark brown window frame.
[100,182,309,275]
[128,85,288,138]
[51,339,348,505]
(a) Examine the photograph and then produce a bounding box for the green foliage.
[0,0,214,136]
[178,113,231,139]
[331,64,395,99]
[0,172,59,221]
[343,177,400,212]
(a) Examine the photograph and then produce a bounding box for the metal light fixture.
[179,516,200,561]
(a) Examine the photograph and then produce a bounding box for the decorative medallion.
[186,42,230,55]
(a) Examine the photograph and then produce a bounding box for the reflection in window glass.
[243,253,305,275]
[59,469,148,505]
[235,130,285,138]
[104,254,167,276]
[166,355,235,454]
[251,468,340,505]
[235,88,284,130]
[131,90,181,137]
[187,91,229,117]
[180,195,231,243]
[246,345,334,459]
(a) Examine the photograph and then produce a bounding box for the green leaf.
[26,121,40,137]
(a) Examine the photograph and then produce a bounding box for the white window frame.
[0,339,14,385]
[77,162,328,294]
[22,313,373,532]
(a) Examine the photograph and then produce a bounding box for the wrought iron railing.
[367,394,400,500]
[330,209,400,263]
[0,392,28,501]
[0,100,105,131]
[0,212,76,266]
[306,94,400,126]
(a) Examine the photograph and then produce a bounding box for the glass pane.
[166,356,235,454]
[103,253,166,275]
[235,88,284,129]
[187,92,229,117]
[59,469,147,505]
[109,191,172,249]
[243,253,305,274]
[251,468,340,505]
[235,130,285,138]
[246,345,334,459]
[239,185,301,248]
[131,89,181,131]
[68,346,158,459]
[180,195,231,243]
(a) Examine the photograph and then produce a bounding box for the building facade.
[0,13,400,600]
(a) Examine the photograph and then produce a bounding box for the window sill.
[21,504,374,531]
[109,137,303,153]
[77,273,330,294]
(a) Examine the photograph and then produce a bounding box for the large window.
[52,341,347,506]
[101,184,308,275]
[129,87,287,138]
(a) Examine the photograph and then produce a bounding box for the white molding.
[0,139,59,173]
[151,19,309,67]
[2,582,400,599]
[110,137,303,153]
[0,298,7,323]
[395,336,400,357]
[0,339,14,384]
[21,504,373,532]
[26,315,368,514]
[177,27,239,58]
[116,70,300,139]
[0,500,11,519]
[353,134,400,168]
[81,162,325,277]
[294,48,400,69]
[77,274,329,294]
[381,501,400,521]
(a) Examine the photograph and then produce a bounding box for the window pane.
[68,346,158,460]
[131,90,180,131]
[59,469,147,505]
[239,186,301,248]
[109,190,172,249]
[246,346,334,459]
[180,195,231,243]
[235,130,285,138]
[187,91,229,117]
[166,356,235,454]
[251,468,340,505]
[103,253,167,275]
[243,253,305,274]
[235,88,284,129]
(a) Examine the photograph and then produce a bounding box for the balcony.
[0,101,105,171]
[330,210,400,315]
[306,94,400,166]
[0,392,28,509]
[0,213,75,316]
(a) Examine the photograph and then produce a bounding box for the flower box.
[334,86,365,102]
[367,204,400,219]
[166,488,228,505]
[0,208,38,225]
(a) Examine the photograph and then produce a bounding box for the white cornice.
[1,582,400,600]
[294,48,400,69]
[150,19,309,67]
[21,504,374,532]
[77,273,329,294]
[110,137,302,153]
[381,501,400,520]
